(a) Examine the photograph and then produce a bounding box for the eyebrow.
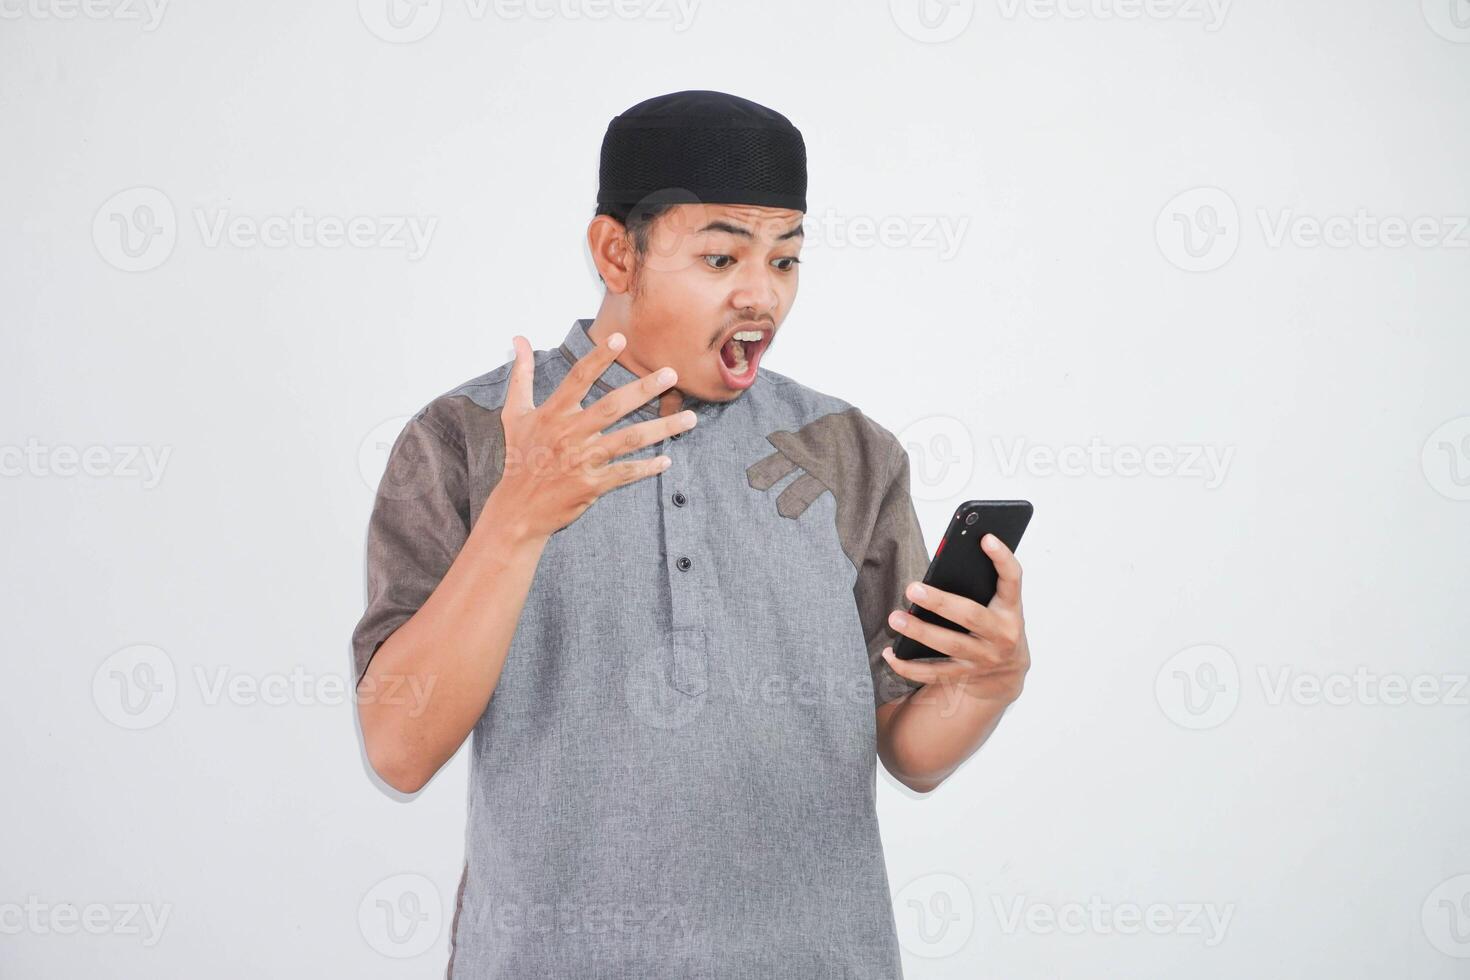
[699,220,805,241]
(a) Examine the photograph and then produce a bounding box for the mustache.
[714,316,775,345]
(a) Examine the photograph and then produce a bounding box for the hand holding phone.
[892,500,1033,661]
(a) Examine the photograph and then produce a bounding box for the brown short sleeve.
[350,411,470,685]
[855,439,931,707]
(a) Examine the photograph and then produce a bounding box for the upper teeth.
[732,330,763,342]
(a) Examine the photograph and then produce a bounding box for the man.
[352,90,1030,979]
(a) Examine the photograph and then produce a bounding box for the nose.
[728,261,780,320]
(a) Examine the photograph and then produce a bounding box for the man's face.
[622,203,803,403]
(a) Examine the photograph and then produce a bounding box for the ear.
[587,215,635,294]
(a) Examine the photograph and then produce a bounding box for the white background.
[3,0,1468,977]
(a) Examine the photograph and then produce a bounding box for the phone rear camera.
[964,512,978,525]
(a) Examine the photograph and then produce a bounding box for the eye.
[773,256,802,271]
[702,255,734,270]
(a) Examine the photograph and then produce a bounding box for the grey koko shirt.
[352,319,931,979]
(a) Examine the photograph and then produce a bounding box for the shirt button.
[672,491,687,507]
[676,556,692,571]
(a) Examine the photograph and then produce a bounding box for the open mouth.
[717,328,771,388]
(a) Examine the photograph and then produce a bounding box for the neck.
[587,306,687,418]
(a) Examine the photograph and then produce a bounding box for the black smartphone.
[892,500,1034,661]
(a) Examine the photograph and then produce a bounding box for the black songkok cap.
[597,90,807,213]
